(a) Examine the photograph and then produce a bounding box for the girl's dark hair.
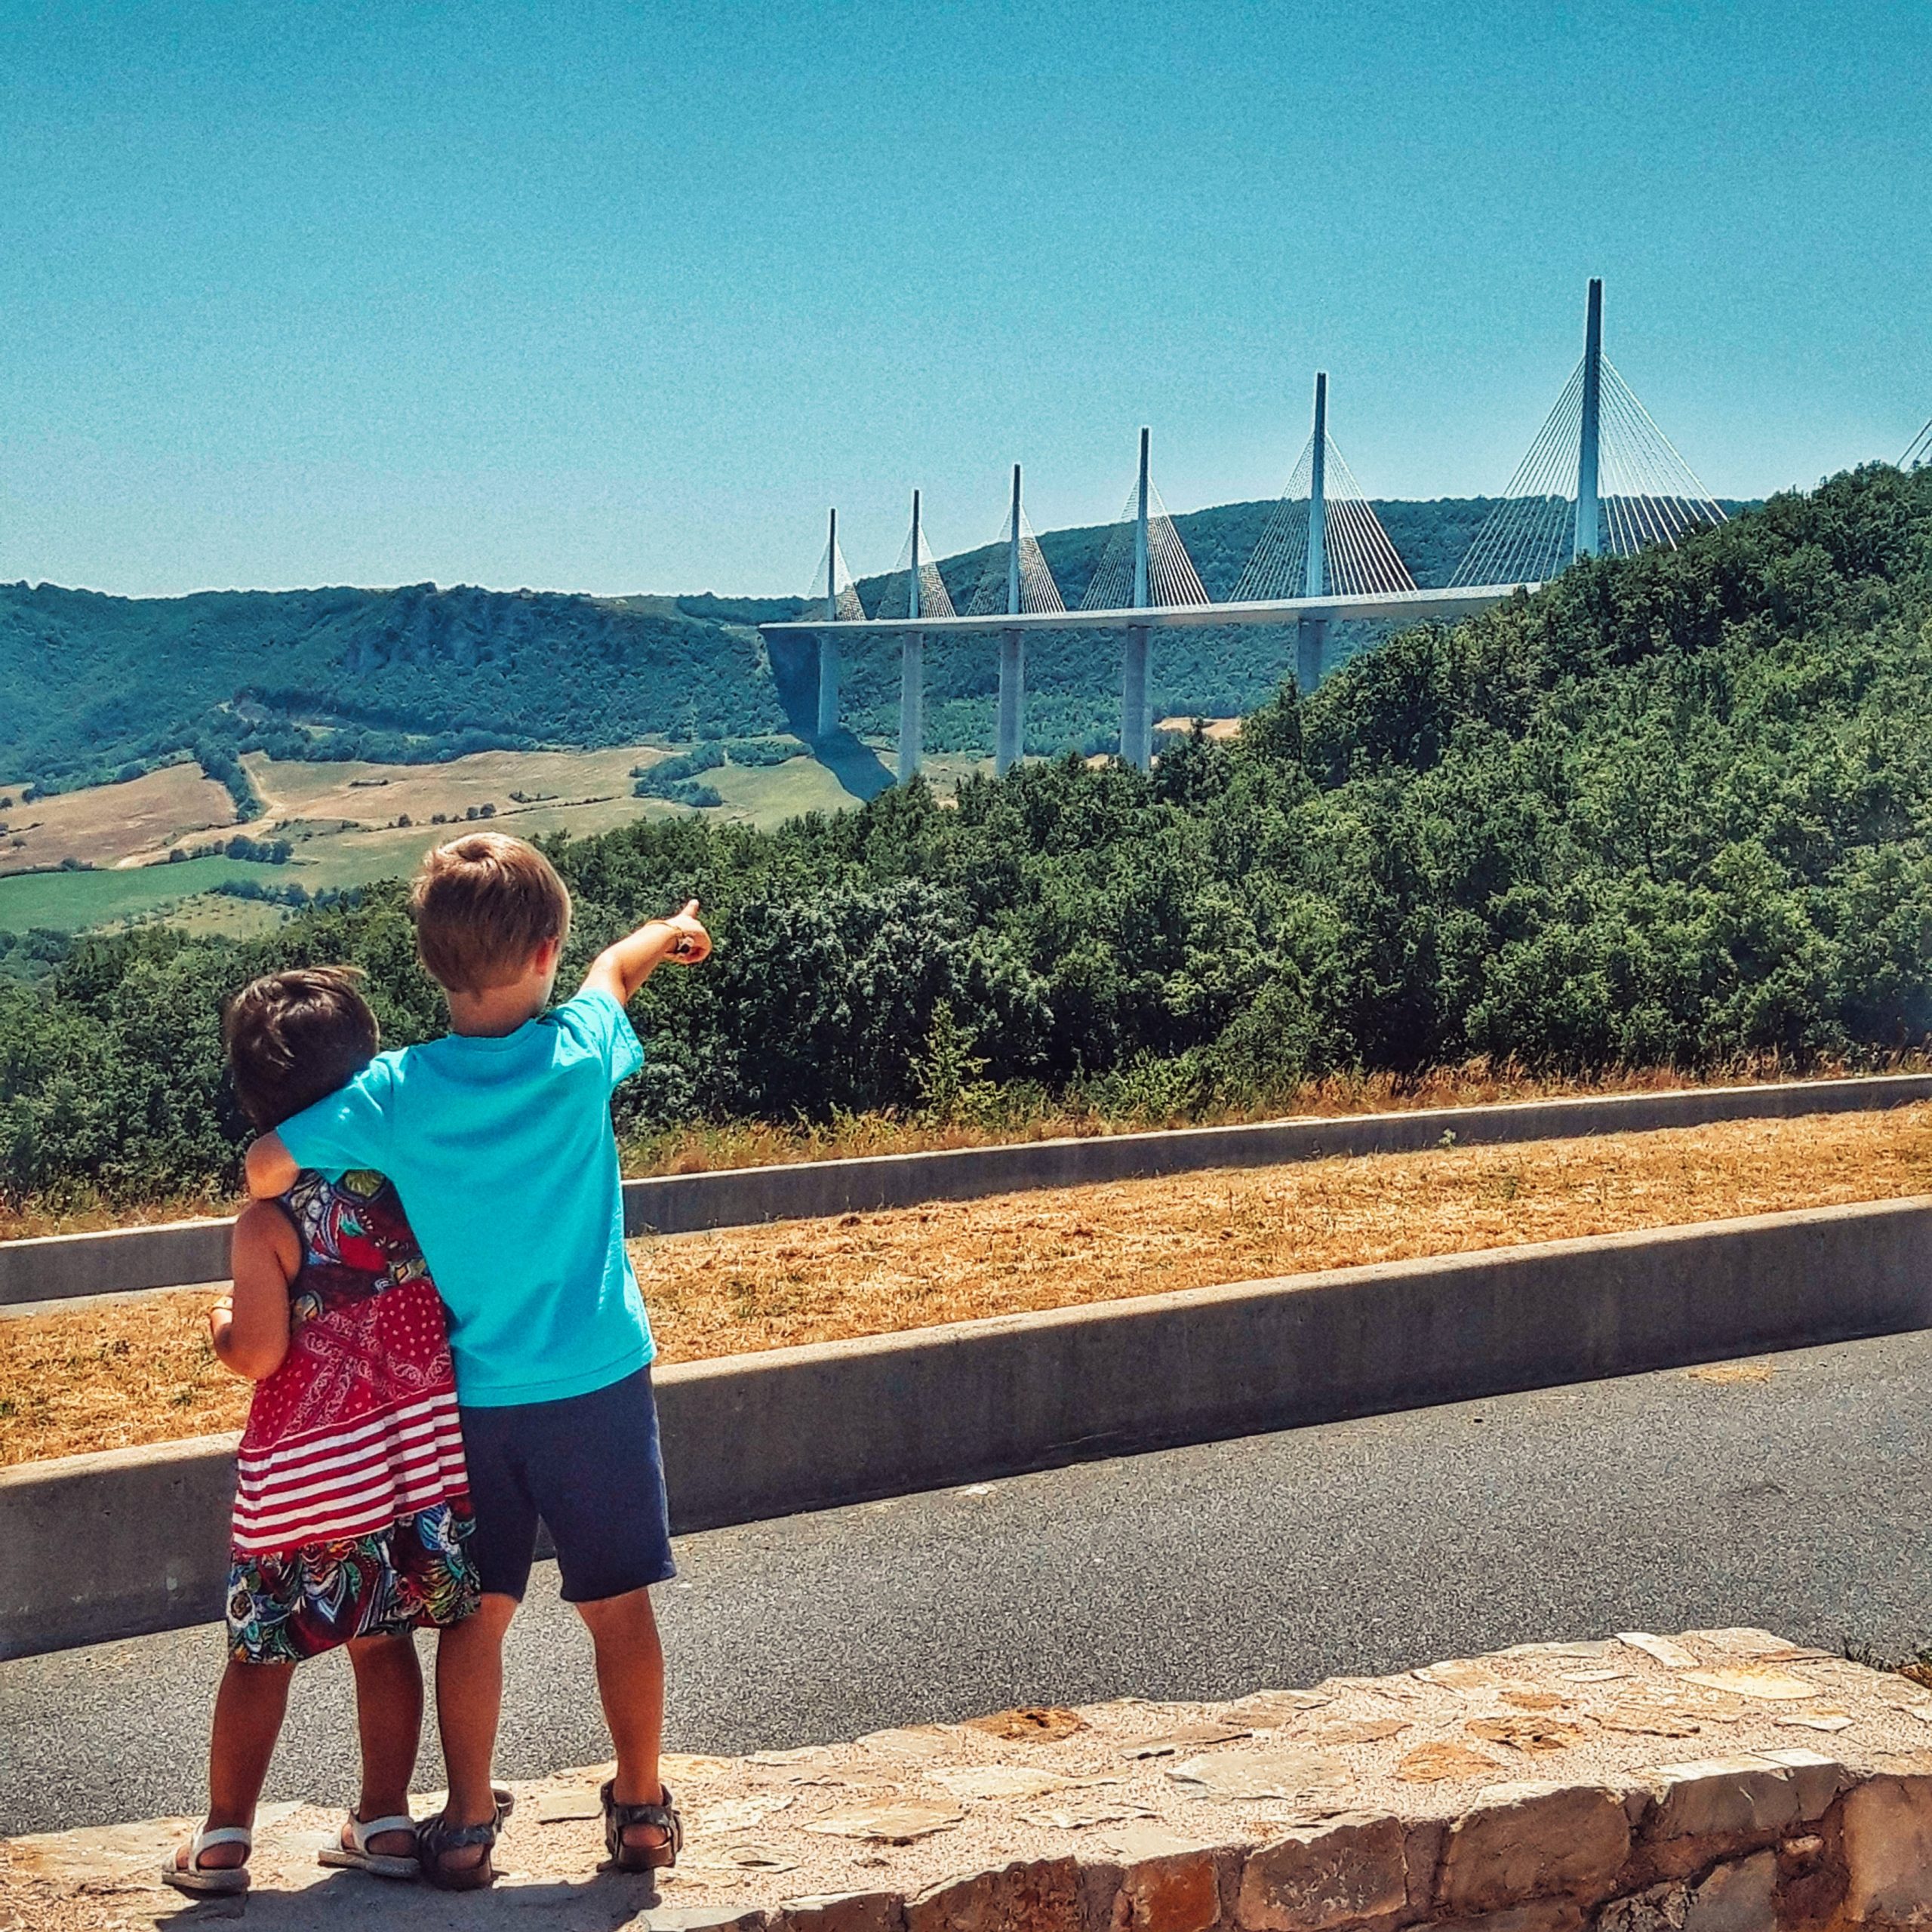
[222,967,380,1131]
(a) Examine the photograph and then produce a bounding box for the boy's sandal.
[601,1778,681,1872]
[318,1811,420,1881]
[162,1825,252,1897]
[414,1791,513,1892]
[416,1814,497,1892]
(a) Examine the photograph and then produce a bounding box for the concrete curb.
[7,1070,1932,1306]
[5,1195,1928,1660]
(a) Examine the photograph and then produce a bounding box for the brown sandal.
[416,1789,515,1892]
[601,1778,682,1872]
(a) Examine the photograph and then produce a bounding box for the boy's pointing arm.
[580,899,712,1007]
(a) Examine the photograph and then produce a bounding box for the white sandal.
[162,1823,252,1896]
[318,1810,420,1880]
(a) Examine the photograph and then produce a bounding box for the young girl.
[165,967,481,1897]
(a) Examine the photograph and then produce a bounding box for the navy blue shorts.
[459,1367,677,1604]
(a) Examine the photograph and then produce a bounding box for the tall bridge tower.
[1299,372,1329,693]
[1574,278,1604,559]
[1451,277,1725,589]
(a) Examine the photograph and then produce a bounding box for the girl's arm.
[211,1201,300,1381]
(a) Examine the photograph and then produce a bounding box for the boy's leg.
[343,1632,424,1857]
[532,1370,678,1857]
[173,1658,295,1872]
[575,1586,668,1852]
[435,1592,520,1819]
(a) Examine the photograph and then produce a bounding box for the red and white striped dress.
[225,1169,479,1664]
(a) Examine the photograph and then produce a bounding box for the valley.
[0,739,993,934]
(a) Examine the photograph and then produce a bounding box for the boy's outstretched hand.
[661,899,712,965]
[583,899,712,1005]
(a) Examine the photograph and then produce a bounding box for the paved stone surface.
[9,1629,1932,1930]
[7,1331,1932,1841]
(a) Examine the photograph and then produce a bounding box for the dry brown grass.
[7,1106,1931,1469]
[236,744,662,835]
[613,1060,1893,1181]
[0,763,234,875]
[0,1191,235,1244]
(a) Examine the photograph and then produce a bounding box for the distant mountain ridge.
[0,495,1633,791]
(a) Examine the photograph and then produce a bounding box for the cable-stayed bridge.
[761,279,1729,780]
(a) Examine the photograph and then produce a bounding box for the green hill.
[0,584,792,800]
[0,498,1524,794]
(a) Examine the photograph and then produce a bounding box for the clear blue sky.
[2,0,1927,598]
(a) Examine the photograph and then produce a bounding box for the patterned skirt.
[226,1502,480,1665]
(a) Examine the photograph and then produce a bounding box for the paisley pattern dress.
[226,1170,480,1663]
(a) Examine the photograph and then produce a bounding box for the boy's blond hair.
[411,833,572,994]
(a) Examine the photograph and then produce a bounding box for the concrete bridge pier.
[817,637,841,738]
[899,632,924,781]
[1121,625,1151,768]
[996,629,1023,775]
[1121,428,1153,769]
[1297,616,1327,695]
[817,506,842,738]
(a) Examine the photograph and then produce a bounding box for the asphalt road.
[6,1329,1930,1838]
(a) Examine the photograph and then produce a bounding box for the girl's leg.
[172,1658,296,1873]
[344,1632,424,1857]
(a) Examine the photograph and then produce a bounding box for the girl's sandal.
[601,1778,682,1872]
[162,1825,252,1897]
[414,1790,514,1892]
[318,1811,420,1881]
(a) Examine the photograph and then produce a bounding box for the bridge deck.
[758,583,1534,638]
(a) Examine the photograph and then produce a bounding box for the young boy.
[244,833,709,1890]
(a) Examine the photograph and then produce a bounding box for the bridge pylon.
[1451,278,1725,589]
[1080,428,1208,767]
[1300,374,1329,691]
[1231,372,1416,691]
[871,488,956,783]
[1575,278,1604,559]
[965,464,1065,774]
[802,509,863,741]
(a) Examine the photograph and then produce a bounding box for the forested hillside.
[0,497,1512,793]
[0,584,791,798]
[3,464,1926,1210]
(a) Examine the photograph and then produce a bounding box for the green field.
[0,743,998,937]
[0,857,291,933]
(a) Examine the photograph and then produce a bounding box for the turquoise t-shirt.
[277,989,650,1407]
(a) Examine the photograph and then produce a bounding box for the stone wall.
[10,1628,1932,1930]
[781,1755,1924,1932]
